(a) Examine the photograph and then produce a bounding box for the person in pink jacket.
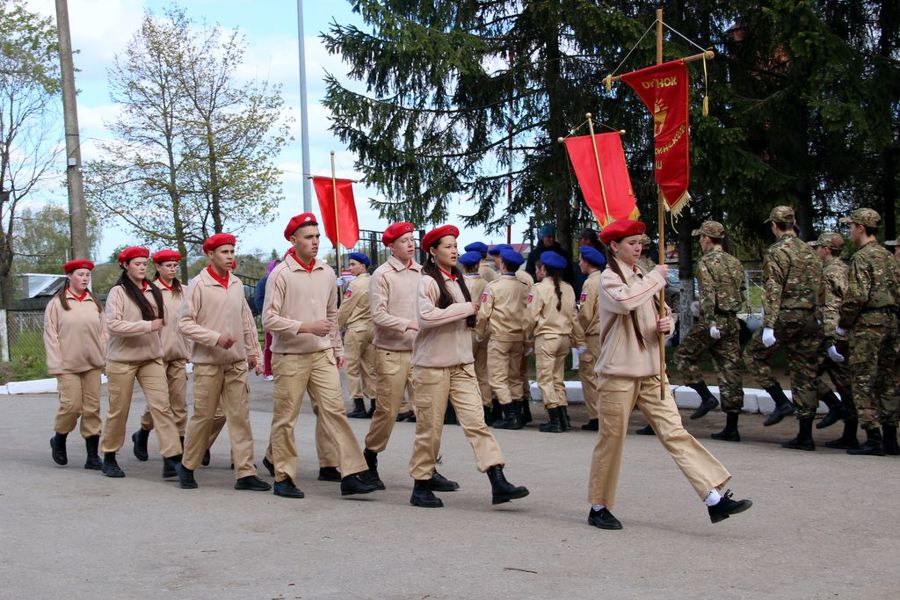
[44,259,106,470]
[585,219,752,530]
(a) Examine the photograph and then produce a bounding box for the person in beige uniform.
[577,245,607,432]
[459,251,494,422]
[263,213,378,499]
[464,241,497,283]
[585,219,752,530]
[45,259,106,471]
[174,234,269,492]
[340,252,377,419]
[102,247,182,479]
[408,225,529,508]
[476,249,529,429]
[131,249,191,463]
[361,221,422,488]
[526,250,583,433]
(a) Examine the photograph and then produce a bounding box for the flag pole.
[585,113,611,226]
[330,151,340,274]
[655,8,667,400]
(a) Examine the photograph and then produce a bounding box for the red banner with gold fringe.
[564,131,636,227]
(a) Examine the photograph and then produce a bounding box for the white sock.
[591,504,606,512]
[705,489,722,507]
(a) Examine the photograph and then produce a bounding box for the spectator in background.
[574,228,603,299]
[525,224,571,283]
[255,259,280,380]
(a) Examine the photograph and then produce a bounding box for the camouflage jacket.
[762,233,823,328]
[697,247,746,325]
[839,241,899,329]
[818,258,848,340]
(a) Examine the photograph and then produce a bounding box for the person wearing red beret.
[45,260,106,470]
[100,247,183,479]
[407,225,529,508]
[360,221,422,488]
[131,250,191,463]
[174,234,269,491]
[585,220,752,530]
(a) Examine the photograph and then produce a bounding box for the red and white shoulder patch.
[343,289,353,299]
[527,292,534,304]
[580,292,588,303]
[480,291,489,303]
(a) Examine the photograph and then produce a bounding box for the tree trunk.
[206,123,223,233]
[878,0,899,241]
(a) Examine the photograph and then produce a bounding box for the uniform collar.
[205,265,230,288]
[388,255,421,272]
[286,251,323,273]
[66,288,89,302]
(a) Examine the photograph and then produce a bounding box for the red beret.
[63,259,94,274]
[202,233,237,253]
[599,219,646,245]
[382,221,415,246]
[284,213,318,240]
[118,247,150,263]
[152,249,182,264]
[421,224,460,250]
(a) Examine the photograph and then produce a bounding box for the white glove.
[575,345,587,355]
[709,325,721,340]
[835,326,848,337]
[827,345,845,363]
[762,327,776,348]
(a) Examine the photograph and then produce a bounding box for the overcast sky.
[26,0,533,261]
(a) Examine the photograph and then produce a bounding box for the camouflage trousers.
[674,317,744,412]
[847,313,899,429]
[743,309,821,419]
[815,338,852,414]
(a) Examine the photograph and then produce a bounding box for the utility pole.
[297,0,312,212]
[55,0,90,260]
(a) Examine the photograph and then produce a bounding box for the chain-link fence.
[1,309,47,383]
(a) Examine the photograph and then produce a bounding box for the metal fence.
[2,309,47,380]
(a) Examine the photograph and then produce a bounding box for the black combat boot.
[318,467,342,482]
[519,398,533,425]
[816,390,845,429]
[273,477,304,498]
[235,475,272,491]
[430,470,460,492]
[50,432,68,466]
[494,402,523,430]
[444,403,458,425]
[483,404,494,426]
[490,398,503,424]
[84,435,102,470]
[711,412,741,442]
[366,398,376,418]
[341,472,378,496]
[201,448,211,467]
[560,406,572,431]
[881,425,899,456]
[176,462,197,488]
[847,427,885,456]
[581,418,599,431]
[132,428,150,461]
[763,384,795,426]
[262,456,275,476]
[781,417,815,451]
[410,478,443,508]
[347,398,368,419]
[689,381,719,419]
[162,454,180,478]
[635,424,655,435]
[101,452,125,478]
[362,448,385,490]
[824,419,859,450]
[538,407,564,433]
[486,465,529,505]
[708,490,753,523]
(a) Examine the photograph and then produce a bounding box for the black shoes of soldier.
[486,465,529,505]
[581,418,599,431]
[235,475,272,491]
[882,425,899,456]
[708,490,752,523]
[341,473,379,496]
[50,432,68,465]
[318,467,341,482]
[588,507,623,530]
[430,470,459,492]
[362,448,385,490]
[132,428,150,461]
[176,463,197,488]
[262,456,276,477]
[84,435,102,470]
[348,397,368,419]
[201,448,211,467]
[782,417,815,451]
[274,477,305,499]
[712,412,741,442]
[825,420,859,450]
[763,385,795,426]
[816,394,846,429]
[691,396,719,420]
[162,455,180,478]
[101,452,125,478]
[847,427,885,456]
[410,479,443,508]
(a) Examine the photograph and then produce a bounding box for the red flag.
[312,176,360,248]
[621,59,691,214]
[564,132,636,228]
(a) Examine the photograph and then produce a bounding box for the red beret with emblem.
[599,219,646,245]
[118,247,150,264]
[202,233,237,253]
[283,213,318,240]
[63,259,94,274]
[382,221,415,246]
[421,224,460,250]
[152,249,182,264]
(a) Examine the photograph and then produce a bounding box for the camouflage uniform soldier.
[674,221,747,442]
[838,209,899,456]
[807,233,855,445]
[743,206,823,451]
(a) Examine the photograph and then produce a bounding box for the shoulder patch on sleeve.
[580,292,587,303]
[344,289,353,299]
[481,291,488,303]
[527,292,534,304]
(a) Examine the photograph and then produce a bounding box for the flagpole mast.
[585,113,611,225]
[331,151,340,273]
[655,8,667,399]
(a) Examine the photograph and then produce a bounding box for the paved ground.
[1,377,898,599]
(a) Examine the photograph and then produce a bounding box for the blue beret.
[458,251,482,267]
[348,252,370,267]
[540,250,566,270]
[488,243,513,256]
[464,241,488,254]
[580,245,606,268]
[499,249,524,267]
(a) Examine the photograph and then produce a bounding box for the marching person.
[262,214,378,499]
[673,222,747,441]
[577,245,606,431]
[132,249,191,463]
[459,250,494,422]
[255,259,281,381]
[101,247,182,479]
[45,259,106,470]
[339,252,377,419]
[586,219,752,530]
[838,209,899,456]
[175,233,270,492]
[464,241,497,282]
[526,250,583,433]
[408,224,529,508]
[743,206,823,450]
[362,222,423,488]
[476,249,530,429]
